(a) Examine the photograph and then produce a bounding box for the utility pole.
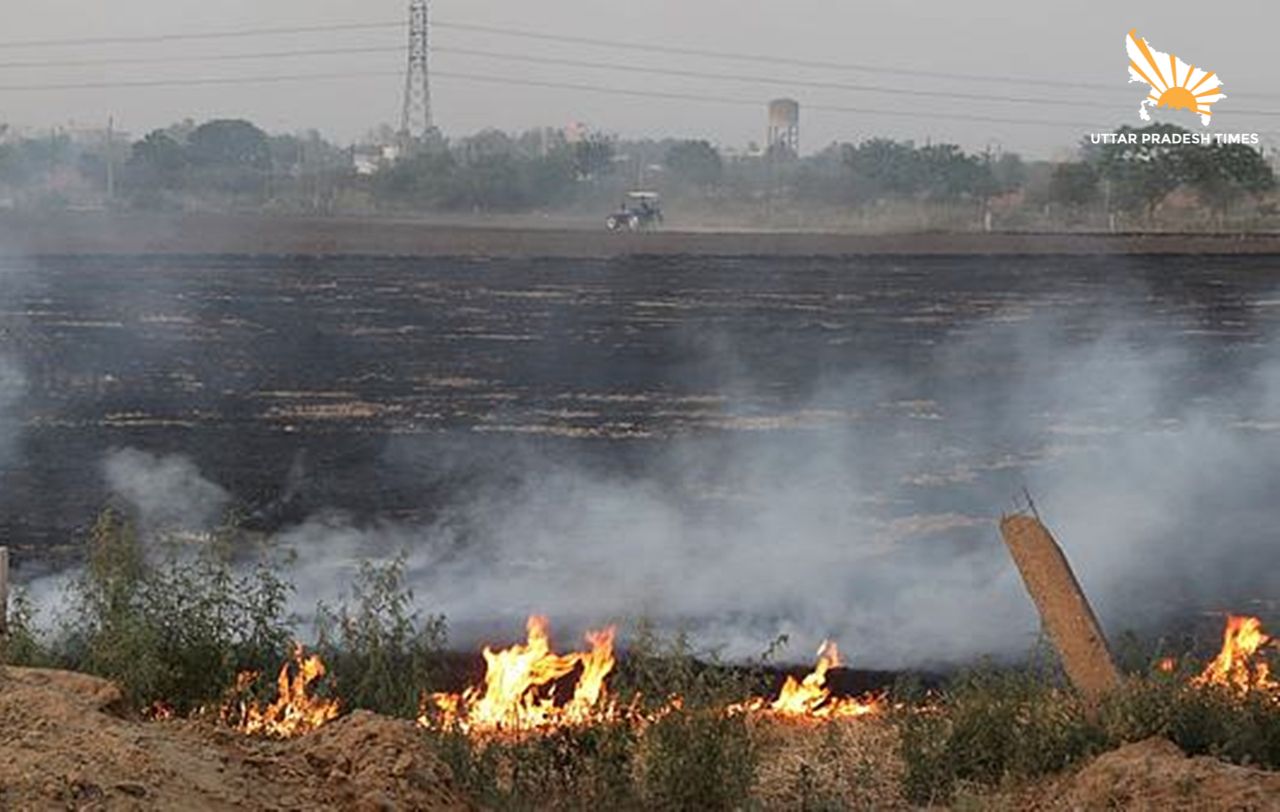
[400,0,432,142]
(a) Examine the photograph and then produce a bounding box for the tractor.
[606,191,663,232]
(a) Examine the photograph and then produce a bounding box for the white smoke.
[102,447,230,531]
[22,285,1280,669]
[267,295,1280,668]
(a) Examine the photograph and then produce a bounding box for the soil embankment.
[3,212,1280,256]
[0,667,468,810]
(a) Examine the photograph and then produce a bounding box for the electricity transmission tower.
[400,0,432,139]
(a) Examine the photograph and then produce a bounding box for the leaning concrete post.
[0,547,8,637]
[1000,514,1120,703]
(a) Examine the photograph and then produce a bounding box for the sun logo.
[1125,28,1225,126]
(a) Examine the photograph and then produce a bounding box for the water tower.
[766,98,800,157]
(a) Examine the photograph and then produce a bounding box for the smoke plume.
[18,273,1280,670]
[102,448,230,532]
[269,291,1280,668]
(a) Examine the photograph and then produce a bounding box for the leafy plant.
[49,509,296,710]
[313,555,447,717]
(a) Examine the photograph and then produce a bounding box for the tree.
[989,152,1027,196]
[185,119,270,197]
[1183,142,1275,222]
[522,145,577,206]
[459,128,516,162]
[572,134,615,180]
[1048,162,1100,210]
[665,140,723,189]
[839,138,1002,205]
[268,134,305,176]
[1086,124,1190,221]
[0,133,72,187]
[127,131,187,190]
[842,138,921,202]
[916,144,988,201]
[187,120,270,169]
[372,148,459,209]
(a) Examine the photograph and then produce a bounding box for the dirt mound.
[284,711,467,810]
[0,667,469,810]
[1028,737,1280,811]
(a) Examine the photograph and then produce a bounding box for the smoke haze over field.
[71,285,1280,668]
[0,256,28,474]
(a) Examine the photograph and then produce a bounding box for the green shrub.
[612,618,773,712]
[897,666,1106,805]
[641,707,757,811]
[899,655,1280,806]
[437,723,639,811]
[50,510,295,710]
[1,589,50,669]
[313,555,446,717]
[1101,676,1280,769]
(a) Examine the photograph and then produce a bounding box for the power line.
[0,19,1275,122]
[431,20,1127,94]
[0,70,403,91]
[0,44,404,70]
[0,21,403,50]
[434,20,1280,105]
[1,68,1276,128]
[433,47,1101,110]
[7,41,1280,118]
[0,44,1108,109]
[4,15,1274,103]
[437,48,1280,117]
[0,67,1088,127]
[431,71,1107,127]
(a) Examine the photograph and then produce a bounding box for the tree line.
[0,118,1273,228]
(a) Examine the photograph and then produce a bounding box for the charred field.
[3,252,1279,636]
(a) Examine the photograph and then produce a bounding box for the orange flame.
[420,616,618,733]
[1193,615,1277,694]
[732,641,881,720]
[421,618,883,734]
[234,644,341,737]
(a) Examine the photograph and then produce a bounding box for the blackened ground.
[2,253,1279,581]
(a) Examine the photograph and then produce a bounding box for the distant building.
[353,144,401,176]
[767,98,800,157]
[563,121,590,144]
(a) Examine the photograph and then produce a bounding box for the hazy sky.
[2,1,1278,157]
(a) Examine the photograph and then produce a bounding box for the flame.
[1193,615,1277,694]
[233,644,341,737]
[1156,656,1176,674]
[420,618,883,735]
[732,641,880,720]
[420,616,618,733]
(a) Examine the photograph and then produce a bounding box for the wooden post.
[0,546,8,637]
[1000,514,1120,703]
